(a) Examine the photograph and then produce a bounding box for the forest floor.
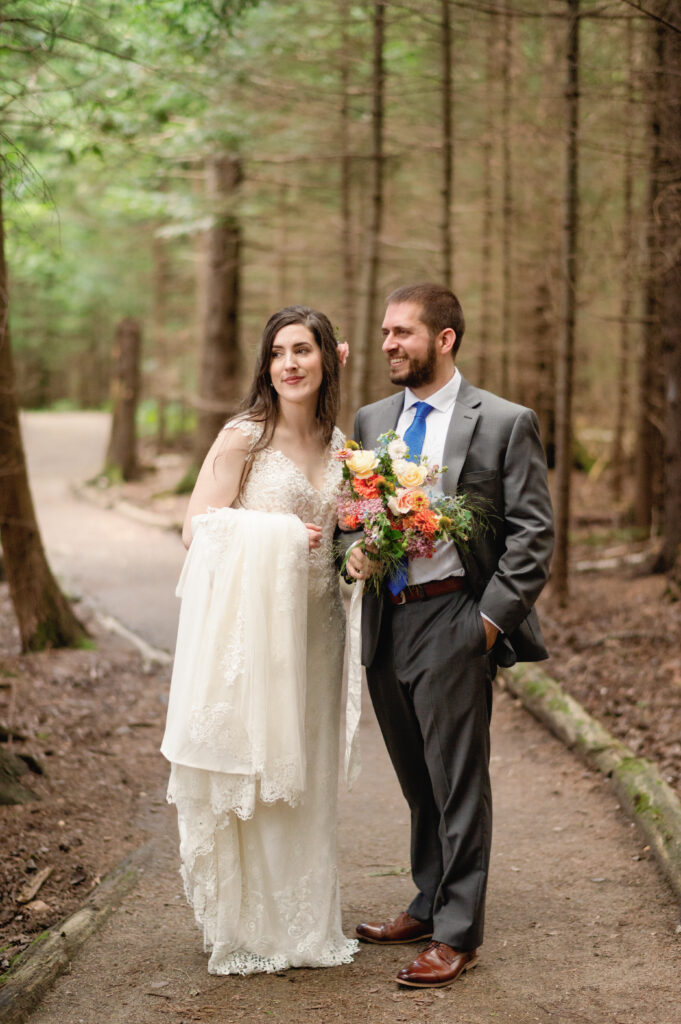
[1,431,680,1022]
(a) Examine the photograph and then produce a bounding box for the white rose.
[387,437,408,460]
[346,449,379,478]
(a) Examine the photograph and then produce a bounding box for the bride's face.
[269,324,324,406]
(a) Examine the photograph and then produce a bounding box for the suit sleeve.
[478,409,554,635]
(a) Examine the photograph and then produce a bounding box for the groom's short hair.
[386,282,465,356]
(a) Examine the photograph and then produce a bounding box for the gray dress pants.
[365,587,493,951]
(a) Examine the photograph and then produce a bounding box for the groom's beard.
[388,337,437,389]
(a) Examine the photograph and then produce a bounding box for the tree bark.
[611,16,636,505]
[440,0,454,287]
[477,11,495,391]
[635,17,665,534]
[194,154,242,464]
[104,317,142,481]
[340,0,356,344]
[552,0,581,606]
[0,182,87,652]
[655,2,681,580]
[351,1,385,410]
[152,230,170,453]
[499,5,514,399]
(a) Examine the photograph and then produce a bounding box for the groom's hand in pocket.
[481,616,499,651]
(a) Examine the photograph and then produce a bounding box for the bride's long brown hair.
[240,305,341,459]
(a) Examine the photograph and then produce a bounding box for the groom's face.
[381,302,436,389]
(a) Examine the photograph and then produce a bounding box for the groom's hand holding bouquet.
[335,430,487,594]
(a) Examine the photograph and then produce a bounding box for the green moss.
[74,636,97,651]
[523,678,550,699]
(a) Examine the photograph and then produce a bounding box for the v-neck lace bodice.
[226,417,345,599]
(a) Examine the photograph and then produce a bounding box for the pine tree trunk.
[152,230,170,453]
[499,5,514,399]
[656,3,681,579]
[194,154,242,464]
[340,0,355,344]
[478,11,495,391]
[351,1,385,410]
[635,18,665,534]
[105,317,142,481]
[276,182,289,308]
[440,0,454,287]
[0,182,87,652]
[552,0,581,606]
[611,17,635,505]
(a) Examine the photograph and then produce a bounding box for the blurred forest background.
[2,0,681,649]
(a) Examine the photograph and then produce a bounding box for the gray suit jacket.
[350,376,554,668]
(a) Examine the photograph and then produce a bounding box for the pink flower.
[336,342,350,367]
[333,447,355,461]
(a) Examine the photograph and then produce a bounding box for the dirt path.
[21,413,681,1024]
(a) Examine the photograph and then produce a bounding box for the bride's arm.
[181,428,251,548]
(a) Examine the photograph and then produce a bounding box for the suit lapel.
[441,375,481,493]
[364,392,404,447]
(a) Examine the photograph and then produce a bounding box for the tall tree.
[635,14,665,533]
[611,15,636,504]
[194,154,243,464]
[499,4,514,399]
[0,181,87,651]
[552,0,581,605]
[440,0,454,287]
[654,1,681,586]
[477,9,496,391]
[104,317,142,481]
[351,0,385,409]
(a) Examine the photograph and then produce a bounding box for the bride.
[161,306,358,975]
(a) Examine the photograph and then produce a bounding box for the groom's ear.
[438,327,457,357]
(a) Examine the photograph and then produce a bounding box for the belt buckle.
[395,589,407,605]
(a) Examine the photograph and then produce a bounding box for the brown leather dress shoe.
[355,910,433,944]
[396,940,478,988]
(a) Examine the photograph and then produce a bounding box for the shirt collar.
[404,367,461,414]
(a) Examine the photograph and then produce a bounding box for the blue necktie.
[402,401,433,462]
[387,401,433,595]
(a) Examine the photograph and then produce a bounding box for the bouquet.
[335,430,489,595]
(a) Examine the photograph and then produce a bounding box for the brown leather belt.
[388,576,467,606]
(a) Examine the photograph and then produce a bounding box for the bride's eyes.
[271,346,313,359]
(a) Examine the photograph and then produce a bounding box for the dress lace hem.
[206,939,360,976]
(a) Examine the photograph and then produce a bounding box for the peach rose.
[346,449,379,478]
[393,459,428,489]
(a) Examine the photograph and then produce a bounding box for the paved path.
[21,413,681,1024]
[21,412,184,651]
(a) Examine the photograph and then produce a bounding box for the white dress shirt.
[396,369,465,585]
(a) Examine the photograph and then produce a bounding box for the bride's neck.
[275,400,321,443]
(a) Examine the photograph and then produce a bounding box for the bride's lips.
[283,375,304,384]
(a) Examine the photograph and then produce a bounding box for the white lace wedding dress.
[166,419,359,975]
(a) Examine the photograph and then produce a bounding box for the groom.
[346,282,554,988]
